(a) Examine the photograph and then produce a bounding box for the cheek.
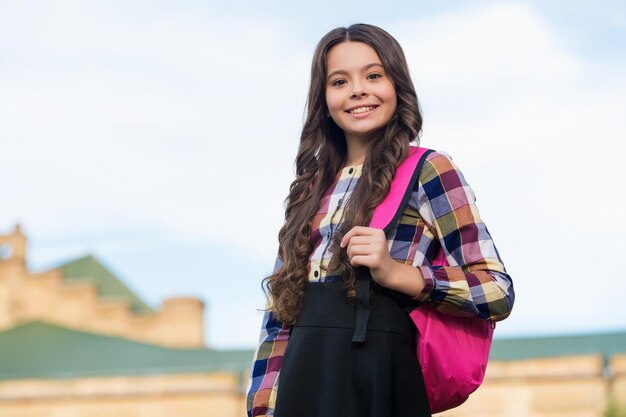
[384,83,397,103]
[384,86,398,114]
[325,91,342,113]
[390,95,398,114]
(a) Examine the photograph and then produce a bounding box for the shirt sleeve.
[410,151,515,322]
[246,257,292,417]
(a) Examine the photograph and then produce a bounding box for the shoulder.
[408,147,473,207]
[418,149,464,184]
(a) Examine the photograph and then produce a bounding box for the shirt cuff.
[414,266,436,302]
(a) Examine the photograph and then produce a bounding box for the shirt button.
[326,232,331,239]
[314,270,319,277]
[338,198,343,205]
[349,168,354,174]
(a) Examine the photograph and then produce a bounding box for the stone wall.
[2,355,625,417]
[442,354,618,417]
[0,373,245,417]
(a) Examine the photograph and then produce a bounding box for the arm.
[410,151,514,322]
[246,258,292,417]
[246,310,291,417]
[338,151,513,321]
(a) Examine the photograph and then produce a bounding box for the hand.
[339,226,397,287]
[339,225,427,297]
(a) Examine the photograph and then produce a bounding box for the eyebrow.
[327,63,385,80]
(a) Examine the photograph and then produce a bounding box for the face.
[325,41,397,147]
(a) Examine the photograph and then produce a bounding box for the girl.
[246,23,514,417]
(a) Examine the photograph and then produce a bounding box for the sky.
[1,0,625,349]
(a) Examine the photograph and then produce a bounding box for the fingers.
[340,226,380,248]
[348,255,369,267]
[345,235,371,248]
[346,242,372,257]
[338,226,388,269]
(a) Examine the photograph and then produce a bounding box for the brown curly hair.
[263,23,424,324]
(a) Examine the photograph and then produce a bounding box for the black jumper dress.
[274,268,432,417]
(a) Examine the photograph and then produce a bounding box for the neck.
[344,137,369,166]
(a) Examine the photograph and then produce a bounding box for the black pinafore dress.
[274,269,432,417]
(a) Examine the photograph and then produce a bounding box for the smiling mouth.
[346,105,379,115]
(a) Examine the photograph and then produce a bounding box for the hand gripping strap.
[352,146,434,343]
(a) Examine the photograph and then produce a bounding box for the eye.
[330,79,347,87]
[367,72,382,80]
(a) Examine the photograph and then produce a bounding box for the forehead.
[326,41,382,73]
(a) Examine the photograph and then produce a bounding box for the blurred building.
[1,224,625,417]
[0,224,252,416]
[452,332,626,417]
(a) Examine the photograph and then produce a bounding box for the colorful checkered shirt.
[246,149,514,417]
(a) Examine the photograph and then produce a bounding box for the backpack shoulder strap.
[370,146,434,233]
[352,146,434,344]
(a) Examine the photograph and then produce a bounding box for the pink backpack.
[369,146,495,414]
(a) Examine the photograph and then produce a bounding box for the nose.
[350,81,368,98]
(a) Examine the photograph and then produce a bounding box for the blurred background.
[1,1,625,416]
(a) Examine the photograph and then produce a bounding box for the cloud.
[1,2,624,347]
[0,1,312,263]
[397,4,581,91]
[393,3,626,336]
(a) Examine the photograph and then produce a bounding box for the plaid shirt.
[246,149,514,417]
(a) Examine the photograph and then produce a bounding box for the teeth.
[349,106,376,114]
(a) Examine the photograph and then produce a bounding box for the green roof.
[0,321,254,380]
[490,330,626,361]
[56,254,154,314]
[2,321,625,382]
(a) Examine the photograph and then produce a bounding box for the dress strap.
[352,267,370,343]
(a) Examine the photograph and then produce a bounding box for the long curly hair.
[264,23,424,324]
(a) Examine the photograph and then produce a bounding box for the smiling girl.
[246,24,514,417]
